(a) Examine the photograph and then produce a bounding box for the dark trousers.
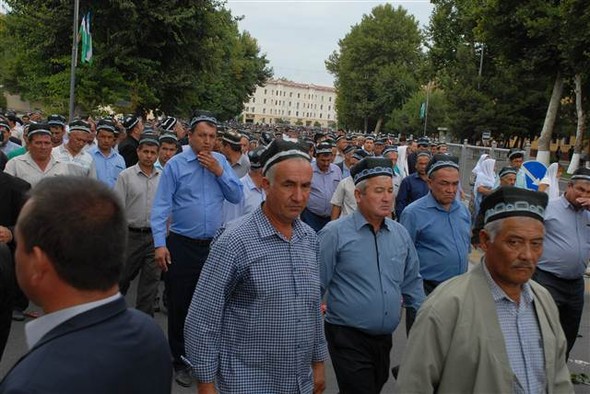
[0,244,13,362]
[532,268,585,359]
[405,279,439,335]
[325,322,392,394]
[166,232,210,369]
[301,208,330,232]
[119,231,159,316]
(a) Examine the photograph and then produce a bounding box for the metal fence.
[446,141,531,197]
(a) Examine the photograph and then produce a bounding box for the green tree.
[0,0,271,119]
[326,4,424,132]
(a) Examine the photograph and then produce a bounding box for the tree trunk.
[374,116,383,134]
[536,72,564,165]
[567,73,585,174]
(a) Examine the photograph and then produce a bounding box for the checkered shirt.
[184,207,328,393]
[483,264,546,394]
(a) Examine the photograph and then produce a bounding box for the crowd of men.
[0,108,588,393]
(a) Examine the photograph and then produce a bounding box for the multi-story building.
[240,78,337,128]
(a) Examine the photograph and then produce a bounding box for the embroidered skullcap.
[68,119,91,134]
[96,118,117,134]
[260,139,310,175]
[161,116,178,131]
[352,149,369,161]
[248,146,265,169]
[138,133,160,147]
[343,145,356,155]
[426,154,459,176]
[47,114,66,127]
[350,157,394,185]
[222,130,242,146]
[315,142,334,156]
[571,167,590,182]
[122,114,140,131]
[508,148,525,160]
[481,186,548,224]
[382,145,398,156]
[158,132,178,144]
[498,166,518,179]
[27,122,51,138]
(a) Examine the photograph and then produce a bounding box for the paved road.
[1,263,589,393]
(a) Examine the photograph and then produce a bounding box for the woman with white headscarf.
[538,162,562,199]
[473,157,496,222]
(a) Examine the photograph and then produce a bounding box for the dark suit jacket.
[0,297,172,394]
[0,172,30,242]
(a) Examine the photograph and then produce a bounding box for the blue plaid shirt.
[184,207,328,393]
[483,263,546,394]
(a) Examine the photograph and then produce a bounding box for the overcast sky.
[226,0,434,87]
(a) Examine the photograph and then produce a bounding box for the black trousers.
[325,322,392,394]
[405,279,439,335]
[0,244,13,362]
[532,268,585,359]
[165,232,211,369]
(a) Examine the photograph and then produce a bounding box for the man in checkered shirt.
[184,139,328,393]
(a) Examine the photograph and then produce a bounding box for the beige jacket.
[396,263,573,394]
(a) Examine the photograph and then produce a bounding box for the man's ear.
[479,230,490,253]
[29,246,55,285]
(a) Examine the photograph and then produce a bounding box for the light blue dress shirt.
[222,173,265,224]
[537,195,590,279]
[318,210,425,335]
[89,146,126,188]
[151,149,243,247]
[307,162,342,217]
[400,192,471,283]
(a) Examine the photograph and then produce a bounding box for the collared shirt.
[483,264,546,394]
[307,162,342,217]
[400,192,471,282]
[52,144,97,178]
[230,153,250,179]
[340,161,351,178]
[537,195,590,279]
[184,207,327,392]
[151,149,243,247]
[395,173,429,218]
[4,152,73,187]
[154,160,164,171]
[330,176,357,217]
[223,173,265,224]
[25,293,122,349]
[89,146,126,188]
[318,210,425,335]
[115,164,161,228]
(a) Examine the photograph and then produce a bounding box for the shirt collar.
[242,173,260,191]
[184,147,198,162]
[133,163,160,178]
[254,206,312,242]
[312,161,334,174]
[423,192,460,212]
[482,261,533,305]
[25,293,122,349]
[352,209,392,232]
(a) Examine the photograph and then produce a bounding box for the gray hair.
[265,157,309,185]
[355,179,368,193]
[482,218,506,242]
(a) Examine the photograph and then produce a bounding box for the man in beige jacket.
[397,186,573,394]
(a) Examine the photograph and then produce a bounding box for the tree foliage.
[326,4,424,132]
[0,0,272,119]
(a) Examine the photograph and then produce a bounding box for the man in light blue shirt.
[400,155,471,330]
[533,167,590,359]
[302,142,342,231]
[319,157,424,393]
[223,146,266,224]
[90,118,125,188]
[151,113,243,387]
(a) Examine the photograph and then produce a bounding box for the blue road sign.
[521,160,547,191]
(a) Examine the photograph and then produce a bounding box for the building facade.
[240,79,337,128]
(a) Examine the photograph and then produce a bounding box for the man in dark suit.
[0,176,172,394]
[0,171,30,360]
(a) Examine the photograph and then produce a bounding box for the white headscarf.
[475,158,496,189]
[472,153,490,176]
[540,162,561,199]
[397,145,409,179]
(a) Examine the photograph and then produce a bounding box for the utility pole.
[423,82,430,136]
[68,0,80,121]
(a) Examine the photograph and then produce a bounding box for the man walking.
[184,140,327,393]
[90,118,126,188]
[319,157,424,393]
[151,113,243,387]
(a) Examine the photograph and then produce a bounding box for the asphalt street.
[1,255,589,393]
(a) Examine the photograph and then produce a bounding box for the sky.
[226,0,435,88]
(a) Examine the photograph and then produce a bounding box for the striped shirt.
[483,263,546,394]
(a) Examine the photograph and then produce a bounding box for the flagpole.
[68,0,80,122]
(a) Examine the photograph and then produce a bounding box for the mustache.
[511,261,535,269]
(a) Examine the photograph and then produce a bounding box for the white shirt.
[4,153,74,187]
[330,176,357,217]
[52,144,97,178]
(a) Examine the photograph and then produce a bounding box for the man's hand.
[576,197,590,210]
[0,226,13,244]
[155,246,171,272]
[197,382,217,394]
[198,152,223,177]
[312,362,326,394]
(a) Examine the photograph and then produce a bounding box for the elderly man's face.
[416,156,430,175]
[565,180,590,210]
[355,176,394,221]
[263,159,312,223]
[480,217,544,292]
[316,153,333,172]
[28,134,53,162]
[67,131,89,155]
[500,174,516,187]
[428,167,459,208]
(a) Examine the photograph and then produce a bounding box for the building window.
[296,111,299,116]
[252,98,256,103]
[264,89,267,95]
[290,92,293,97]
[328,114,331,119]
[264,98,267,104]
[297,93,300,98]
[320,113,322,118]
[329,97,332,102]
[288,110,291,115]
[263,108,266,114]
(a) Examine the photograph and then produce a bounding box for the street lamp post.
[68,0,80,121]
